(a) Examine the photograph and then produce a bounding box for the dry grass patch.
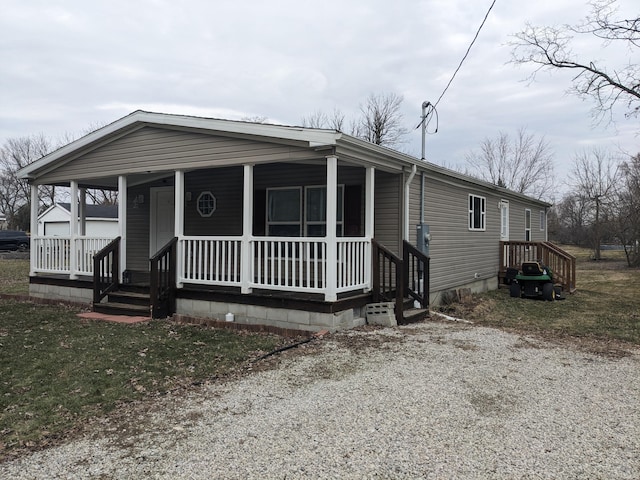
[439,246,640,347]
[0,300,284,460]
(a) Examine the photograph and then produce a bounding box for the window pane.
[307,224,326,237]
[268,189,300,222]
[306,187,326,222]
[268,224,301,236]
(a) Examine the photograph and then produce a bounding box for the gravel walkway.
[2,321,639,479]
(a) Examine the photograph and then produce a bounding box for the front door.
[500,200,509,241]
[150,186,175,256]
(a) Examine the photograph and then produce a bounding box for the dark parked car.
[0,230,30,251]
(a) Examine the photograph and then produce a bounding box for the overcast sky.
[1,0,637,196]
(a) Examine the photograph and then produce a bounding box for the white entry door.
[500,200,509,241]
[150,187,175,256]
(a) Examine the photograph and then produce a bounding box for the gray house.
[18,111,574,332]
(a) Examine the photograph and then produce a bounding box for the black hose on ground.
[252,331,328,363]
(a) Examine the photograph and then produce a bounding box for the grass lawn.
[0,296,283,458]
[443,246,640,345]
[1,247,638,458]
[0,259,30,295]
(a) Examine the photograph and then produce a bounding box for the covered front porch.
[29,158,378,302]
[31,156,416,328]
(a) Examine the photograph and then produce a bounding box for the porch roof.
[18,110,345,180]
[19,110,551,208]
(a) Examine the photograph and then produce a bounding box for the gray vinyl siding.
[36,127,322,185]
[126,177,173,272]
[374,171,402,255]
[124,163,366,270]
[423,174,501,292]
[253,163,365,189]
[184,167,244,236]
[506,198,547,242]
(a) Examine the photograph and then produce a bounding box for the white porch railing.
[337,238,370,292]
[178,236,371,295]
[181,236,242,286]
[33,234,372,296]
[31,236,116,276]
[251,237,327,293]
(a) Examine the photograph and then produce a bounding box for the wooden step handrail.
[500,241,576,292]
[93,236,121,304]
[403,240,430,309]
[372,239,404,324]
[150,237,177,318]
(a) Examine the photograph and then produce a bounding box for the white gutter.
[404,164,417,241]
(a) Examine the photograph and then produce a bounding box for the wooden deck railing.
[372,239,404,324]
[93,236,121,304]
[500,241,576,292]
[150,237,177,319]
[403,240,430,309]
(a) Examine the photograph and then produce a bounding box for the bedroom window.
[468,194,486,231]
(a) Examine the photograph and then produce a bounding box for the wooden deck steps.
[93,284,151,318]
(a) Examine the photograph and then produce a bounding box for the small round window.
[197,191,216,217]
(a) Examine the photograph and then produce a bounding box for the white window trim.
[539,209,546,231]
[468,194,486,231]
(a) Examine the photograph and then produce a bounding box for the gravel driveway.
[2,321,639,479]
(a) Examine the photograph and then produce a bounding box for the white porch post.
[325,155,338,301]
[69,181,78,279]
[241,164,253,294]
[364,166,375,291]
[174,170,185,288]
[79,188,87,236]
[29,184,38,276]
[118,176,127,282]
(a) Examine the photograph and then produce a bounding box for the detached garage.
[37,203,118,237]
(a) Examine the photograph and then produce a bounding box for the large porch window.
[267,187,302,236]
[266,185,344,237]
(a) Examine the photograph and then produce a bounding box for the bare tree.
[301,93,408,147]
[465,128,555,200]
[240,115,269,124]
[552,193,592,245]
[569,148,621,260]
[510,0,640,125]
[301,110,328,129]
[301,108,346,131]
[613,153,640,265]
[355,93,408,147]
[0,134,55,229]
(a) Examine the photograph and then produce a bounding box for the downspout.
[404,164,417,241]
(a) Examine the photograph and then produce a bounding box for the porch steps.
[93,285,151,317]
[401,307,429,324]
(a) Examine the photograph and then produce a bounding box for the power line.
[434,0,497,108]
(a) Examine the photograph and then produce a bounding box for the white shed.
[37,203,118,237]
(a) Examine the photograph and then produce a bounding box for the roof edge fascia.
[19,110,341,179]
